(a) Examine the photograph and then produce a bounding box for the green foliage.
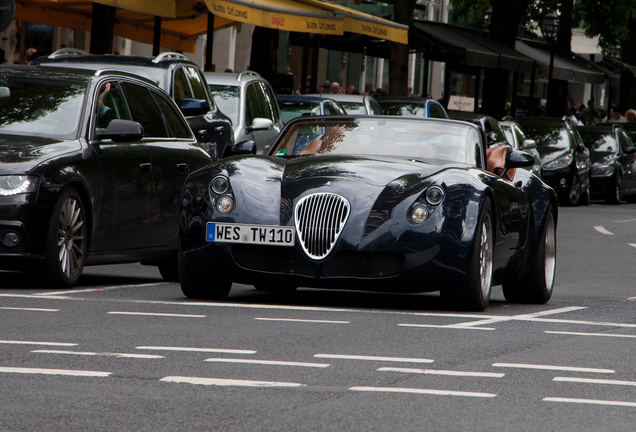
[573,0,636,49]
[449,0,492,29]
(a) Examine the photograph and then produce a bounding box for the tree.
[389,0,416,96]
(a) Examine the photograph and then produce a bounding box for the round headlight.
[211,175,229,194]
[426,186,445,205]
[215,195,234,214]
[410,205,429,224]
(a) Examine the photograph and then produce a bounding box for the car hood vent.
[294,193,350,260]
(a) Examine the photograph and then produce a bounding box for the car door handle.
[176,163,187,172]
[197,129,207,136]
[215,126,225,132]
[139,163,152,170]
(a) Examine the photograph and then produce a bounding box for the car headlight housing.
[543,153,573,170]
[591,165,615,176]
[410,205,429,224]
[425,186,445,205]
[215,195,234,214]
[211,175,229,194]
[0,175,38,196]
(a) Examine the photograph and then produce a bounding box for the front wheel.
[179,250,232,299]
[441,199,493,311]
[42,187,87,288]
[606,173,622,205]
[503,207,556,304]
[564,175,582,206]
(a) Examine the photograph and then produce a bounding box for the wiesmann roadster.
[178,116,558,311]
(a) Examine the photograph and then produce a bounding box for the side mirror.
[180,98,210,116]
[522,139,537,150]
[232,140,257,155]
[247,117,273,133]
[96,119,144,142]
[506,150,535,169]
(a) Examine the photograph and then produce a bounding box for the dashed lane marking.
[594,226,614,235]
[378,367,504,378]
[0,307,59,312]
[315,354,434,363]
[160,376,305,387]
[136,346,257,354]
[399,323,495,330]
[492,363,614,374]
[0,340,77,347]
[107,311,205,318]
[0,367,111,377]
[349,386,497,398]
[204,358,330,368]
[32,283,164,296]
[553,377,636,387]
[544,397,636,408]
[31,350,164,359]
[546,330,636,339]
[254,317,349,324]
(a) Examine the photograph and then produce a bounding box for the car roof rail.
[49,48,89,58]
[237,71,260,81]
[153,52,190,63]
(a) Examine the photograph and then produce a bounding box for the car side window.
[245,83,259,126]
[121,82,169,138]
[151,91,192,139]
[428,104,445,119]
[618,130,632,152]
[95,81,131,129]
[185,67,213,109]
[261,82,279,123]
[324,101,337,115]
[173,67,192,107]
[369,99,382,115]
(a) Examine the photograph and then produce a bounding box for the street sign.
[0,0,14,33]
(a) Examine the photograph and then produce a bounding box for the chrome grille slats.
[295,193,350,259]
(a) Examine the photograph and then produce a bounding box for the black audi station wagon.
[0,66,212,287]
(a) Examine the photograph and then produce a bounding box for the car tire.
[178,249,232,299]
[442,198,493,311]
[502,206,556,304]
[41,187,87,288]
[565,175,582,206]
[158,258,179,282]
[606,173,622,205]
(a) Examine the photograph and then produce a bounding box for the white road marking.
[254,317,349,324]
[0,307,59,312]
[492,363,614,374]
[614,218,636,223]
[594,226,614,235]
[553,377,636,387]
[543,397,636,408]
[160,376,305,387]
[629,244,636,249]
[31,350,164,359]
[349,386,497,398]
[136,346,256,354]
[0,340,77,347]
[546,330,636,339]
[315,354,434,363]
[0,367,111,377]
[32,283,164,296]
[399,324,495,330]
[378,367,504,378]
[204,358,330,368]
[107,311,205,318]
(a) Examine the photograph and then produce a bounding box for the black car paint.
[180,117,556,295]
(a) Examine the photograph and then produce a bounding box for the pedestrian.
[330,82,340,94]
[625,109,636,123]
[564,104,583,126]
[607,106,627,123]
[346,84,355,94]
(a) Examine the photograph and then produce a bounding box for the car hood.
[0,135,81,174]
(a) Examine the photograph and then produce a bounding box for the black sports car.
[179,116,558,311]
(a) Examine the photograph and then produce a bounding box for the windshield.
[378,102,426,117]
[272,118,481,166]
[339,102,367,115]
[0,76,87,139]
[579,131,618,153]
[208,84,240,125]
[278,101,321,124]
[517,122,570,157]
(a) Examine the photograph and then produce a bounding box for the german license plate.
[206,223,295,246]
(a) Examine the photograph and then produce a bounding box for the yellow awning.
[15,0,236,53]
[92,0,175,18]
[298,0,408,44]
[203,0,343,35]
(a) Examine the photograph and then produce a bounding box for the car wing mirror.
[506,150,535,170]
[232,140,257,155]
[522,139,537,150]
[247,118,273,133]
[96,119,144,142]
[180,98,210,116]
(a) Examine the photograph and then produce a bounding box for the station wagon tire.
[41,187,87,288]
[441,198,493,311]
[179,250,232,299]
[606,173,622,205]
[503,207,556,304]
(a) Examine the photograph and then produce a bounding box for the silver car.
[204,71,283,155]
[306,93,383,115]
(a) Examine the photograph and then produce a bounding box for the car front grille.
[294,193,350,260]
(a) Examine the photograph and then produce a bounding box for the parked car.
[276,95,347,124]
[447,111,510,148]
[516,117,591,206]
[577,124,636,204]
[306,94,383,115]
[500,120,542,178]
[376,96,449,119]
[204,71,283,155]
[31,50,233,160]
[178,116,557,311]
[0,66,214,287]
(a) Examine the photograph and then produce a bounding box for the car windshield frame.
[0,75,88,140]
[278,100,321,124]
[271,117,482,167]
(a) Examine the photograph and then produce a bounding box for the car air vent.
[294,193,350,260]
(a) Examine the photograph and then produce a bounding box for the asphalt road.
[1,203,636,431]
